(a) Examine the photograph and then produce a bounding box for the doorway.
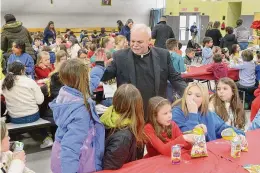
[179,13,199,45]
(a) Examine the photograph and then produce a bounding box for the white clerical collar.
[138,49,151,58]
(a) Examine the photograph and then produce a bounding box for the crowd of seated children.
[166,38,186,73]
[230,44,241,63]
[206,54,228,81]
[144,96,194,159]
[209,77,246,130]
[7,40,35,79]
[100,84,146,170]
[220,26,238,53]
[1,121,35,173]
[202,37,213,65]
[49,59,105,173]
[172,82,246,143]
[35,51,54,80]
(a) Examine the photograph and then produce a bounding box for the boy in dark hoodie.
[220,26,238,53]
[206,54,228,81]
[184,48,195,65]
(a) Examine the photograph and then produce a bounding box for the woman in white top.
[208,77,246,130]
[1,62,44,124]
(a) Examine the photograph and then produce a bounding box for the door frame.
[179,12,200,45]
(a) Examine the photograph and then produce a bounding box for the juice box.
[231,137,241,158]
[14,141,24,152]
[171,145,181,164]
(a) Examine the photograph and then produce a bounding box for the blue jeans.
[10,112,40,124]
[238,42,249,50]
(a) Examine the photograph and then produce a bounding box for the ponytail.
[2,72,15,90]
[2,62,25,91]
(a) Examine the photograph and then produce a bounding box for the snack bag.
[191,127,208,158]
[221,128,248,152]
[243,164,260,173]
[231,136,242,158]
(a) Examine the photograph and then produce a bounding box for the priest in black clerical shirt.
[94,23,187,121]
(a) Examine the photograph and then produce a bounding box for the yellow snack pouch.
[221,128,237,141]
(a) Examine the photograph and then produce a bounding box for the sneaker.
[40,136,53,149]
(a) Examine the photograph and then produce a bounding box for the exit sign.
[194,7,199,11]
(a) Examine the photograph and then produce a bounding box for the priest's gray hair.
[131,24,151,38]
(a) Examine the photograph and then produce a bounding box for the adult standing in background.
[234,19,250,50]
[205,21,222,46]
[119,19,134,42]
[152,16,175,49]
[43,21,56,45]
[117,20,124,33]
[190,22,198,36]
[205,22,213,36]
[1,14,36,61]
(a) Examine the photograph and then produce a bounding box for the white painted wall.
[1,0,158,27]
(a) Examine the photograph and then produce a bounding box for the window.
[156,0,166,8]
